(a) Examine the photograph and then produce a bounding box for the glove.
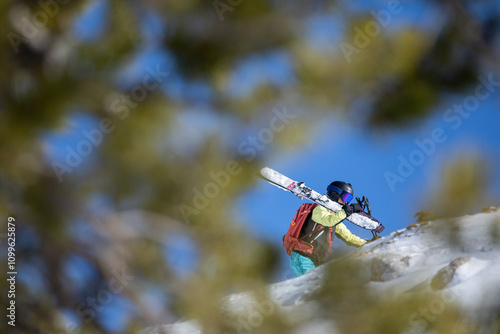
[351,203,364,213]
[342,203,364,217]
[342,203,353,217]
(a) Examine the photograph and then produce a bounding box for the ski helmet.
[327,181,354,204]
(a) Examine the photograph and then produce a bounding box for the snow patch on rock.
[370,253,411,282]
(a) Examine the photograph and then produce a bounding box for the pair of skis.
[258,167,384,235]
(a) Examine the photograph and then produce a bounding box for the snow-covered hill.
[143,211,500,334]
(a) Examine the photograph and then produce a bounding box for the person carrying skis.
[289,181,366,277]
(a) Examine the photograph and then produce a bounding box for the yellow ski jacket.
[311,205,366,247]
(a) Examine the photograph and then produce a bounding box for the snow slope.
[143,211,500,334]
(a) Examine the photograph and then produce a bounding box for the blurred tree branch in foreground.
[0,0,499,332]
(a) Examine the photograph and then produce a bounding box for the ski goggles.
[327,185,353,204]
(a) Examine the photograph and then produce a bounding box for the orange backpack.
[283,203,334,258]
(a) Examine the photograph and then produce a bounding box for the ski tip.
[256,168,266,180]
[257,167,272,179]
[259,166,271,173]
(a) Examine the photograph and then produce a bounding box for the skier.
[289,181,366,277]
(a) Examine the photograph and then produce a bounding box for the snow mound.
[143,211,500,333]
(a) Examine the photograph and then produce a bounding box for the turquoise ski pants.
[290,252,316,277]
